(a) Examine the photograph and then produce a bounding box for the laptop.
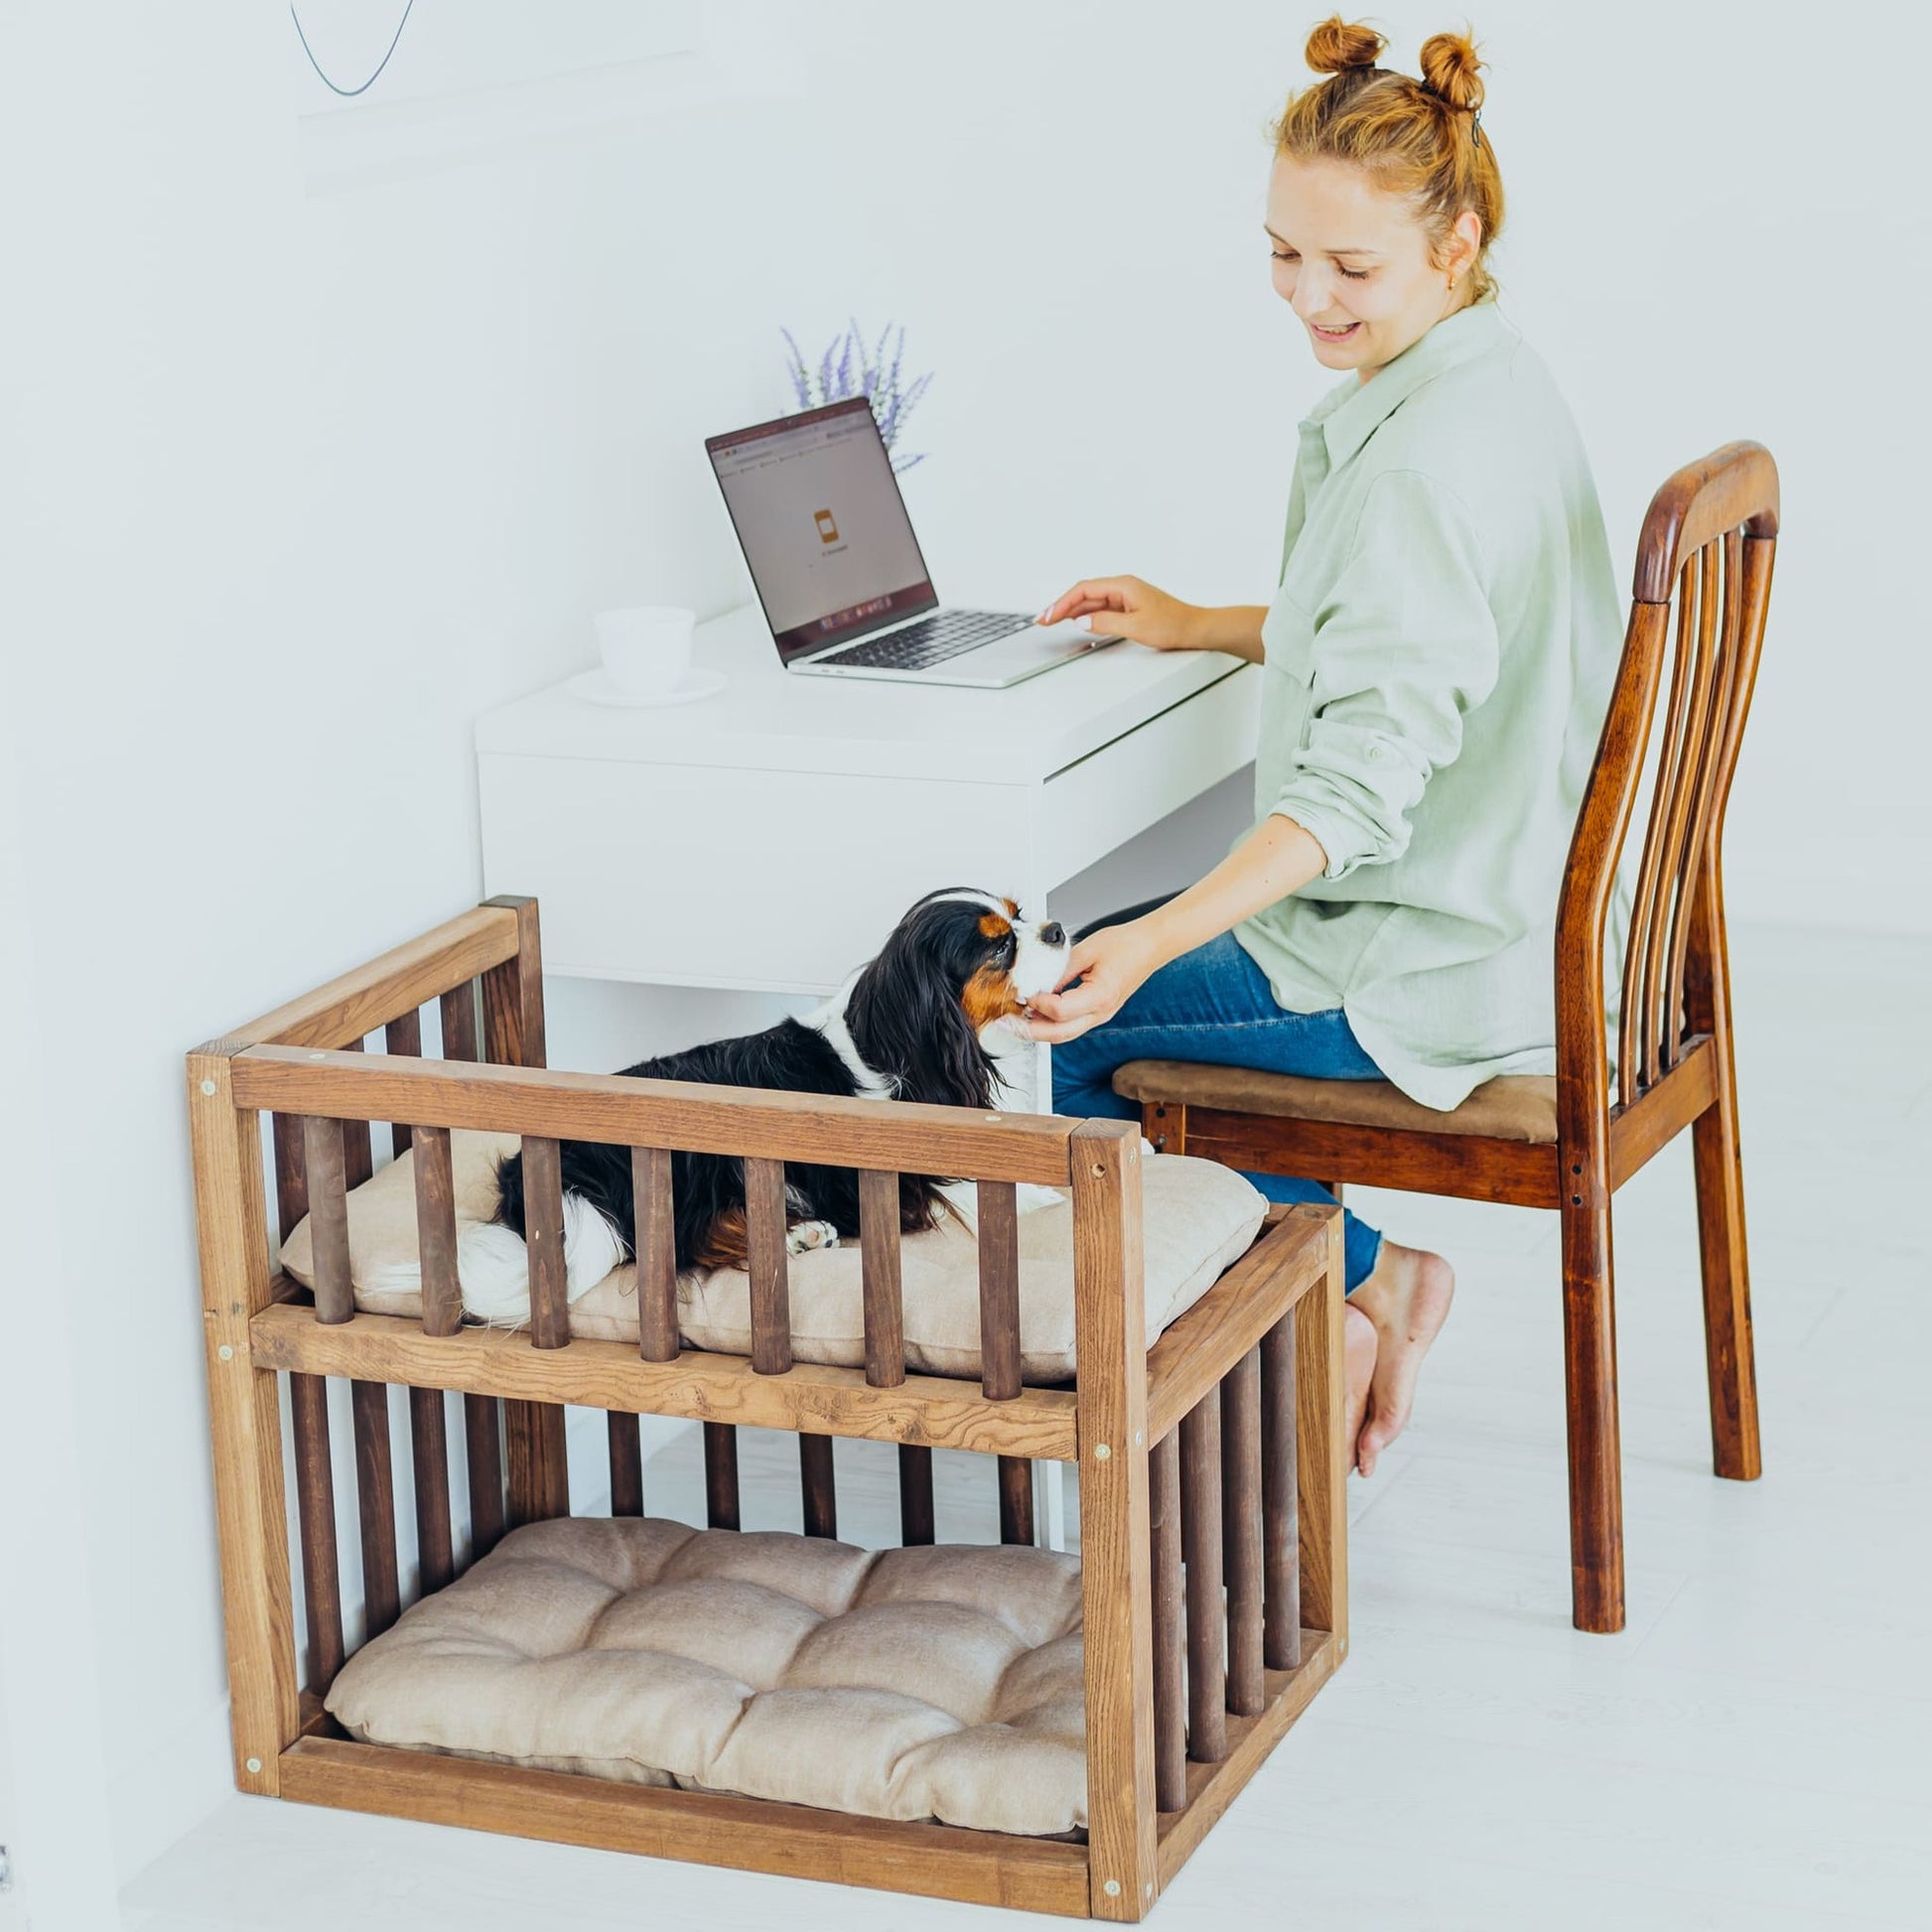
[705,396,1121,688]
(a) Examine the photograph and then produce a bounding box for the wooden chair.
[1112,442,1779,1635]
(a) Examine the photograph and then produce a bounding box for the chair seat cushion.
[278,1131,1267,1382]
[1111,1059,1560,1144]
[325,1517,1088,1837]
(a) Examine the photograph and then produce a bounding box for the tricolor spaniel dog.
[453,889,1069,1318]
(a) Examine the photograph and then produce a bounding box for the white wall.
[2,0,1924,1909]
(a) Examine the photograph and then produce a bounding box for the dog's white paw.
[785,1218,841,1255]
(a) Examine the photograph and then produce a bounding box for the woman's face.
[1265,155,1481,380]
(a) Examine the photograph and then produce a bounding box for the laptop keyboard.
[817,610,1034,671]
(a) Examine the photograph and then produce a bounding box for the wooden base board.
[277,1735,1093,1917]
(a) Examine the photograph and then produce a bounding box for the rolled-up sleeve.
[1270,468,1499,880]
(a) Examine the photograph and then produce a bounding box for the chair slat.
[384,1008,422,1158]
[1260,1311,1302,1671]
[998,1455,1034,1545]
[745,1157,792,1375]
[977,1179,1021,1402]
[1179,1386,1227,1762]
[800,1433,837,1537]
[411,1123,462,1338]
[351,1379,401,1639]
[609,1412,644,1517]
[519,1135,570,1350]
[1221,1348,1266,1717]
[303,1116,354,1325]
[704,1422,741,1530]
[464,1394,506,1564]
[897,1444,935,1545]
[1149,1430,1186,1812]
[632,1147,678,1363]
[339,1038,375,1188]
[859,1168,905,1388]
[409,1386,455,1596]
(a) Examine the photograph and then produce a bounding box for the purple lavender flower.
[778,319,932,471]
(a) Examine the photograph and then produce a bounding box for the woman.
[1030,19,1624,1477]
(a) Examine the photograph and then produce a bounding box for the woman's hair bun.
[1418,27,1484,112]
[1305,16,1386,75]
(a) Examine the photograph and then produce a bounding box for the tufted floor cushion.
[279,1132,1266,1381]
[1112,1059,1561,1143]
[325,1517,1088,1837]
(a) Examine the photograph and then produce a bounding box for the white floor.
[121,925,1932,1931]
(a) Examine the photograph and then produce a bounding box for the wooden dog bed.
[188,896,1350,1920]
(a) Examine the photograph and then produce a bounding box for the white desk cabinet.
[478,604,1260,995]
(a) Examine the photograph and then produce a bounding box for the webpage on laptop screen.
[709,402,936,657]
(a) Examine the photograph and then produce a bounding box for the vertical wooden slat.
[481,896,567,1528]
[504,1401,570,1528]
[608,1412,644,1517]
[998,1455,1035,1545]
[859,1168,904,1387]
[1148,1430,1186,1812]
[338,1038,374,1189]
[1070,1121,1158,1920]
[464,1395,505,1562]
[519,1135,570,1351]
[1260,1309,1303,1672]
[1179,1385,1226,1763]
[704,1423,741,1530]
[1221,1348,1265,1717]
[188,1048,300,1793]
[383,1008,422,1158]
[411,1123,461,1338]
[799,1434,837,1538]
[409,1387,454,1597]
[272,1113,343,1696]
[977,1178,1022,1401]
[302,1116,353,1325]
[438,982,481,1063]
[632,1146,678,1363]
[745,1156,791,1375]
[351,1380,400,1640]
[897,1444,935,1545]
[288,1372,344,1693]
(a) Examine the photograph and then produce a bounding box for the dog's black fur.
[489,890,1050,1274]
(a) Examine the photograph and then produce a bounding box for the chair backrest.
[1555,442,1779,1121]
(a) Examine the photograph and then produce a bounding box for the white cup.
[595,605,694,696]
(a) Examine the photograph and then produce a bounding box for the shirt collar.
[1302,295,1513,471]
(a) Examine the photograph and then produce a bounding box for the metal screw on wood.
[1102,1878,1122,1897]
[200,1078,216,1096]
[1093,1443,1111,1460]
[217,1345,234,1361]
[245,1756,262,1774]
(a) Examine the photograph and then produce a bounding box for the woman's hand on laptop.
[1036,576,1201,652]
[1023,918,1165,1044]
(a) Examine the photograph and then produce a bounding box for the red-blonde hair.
[1274,17,1505,302]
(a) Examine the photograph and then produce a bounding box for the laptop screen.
[706,397,938,661]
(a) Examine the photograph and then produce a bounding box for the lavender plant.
[780,320,933,473]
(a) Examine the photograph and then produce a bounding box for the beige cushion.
[1111,1060,1560,1144]
[280,1131,1265,1382]
[325,1516,1087,1836]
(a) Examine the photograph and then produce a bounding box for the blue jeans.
[1051,929,1385,1293]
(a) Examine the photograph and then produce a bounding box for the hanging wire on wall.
[290,0,416,99]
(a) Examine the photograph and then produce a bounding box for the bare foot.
[1347,1240,1456,1477]
[1342,1305,1377,1474]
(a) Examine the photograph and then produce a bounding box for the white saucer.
[566,667,728,709]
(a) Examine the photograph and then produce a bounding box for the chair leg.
[1559,1187,1625,1634]
[1691,1053,1761,1480]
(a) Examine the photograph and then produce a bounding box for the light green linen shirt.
[1232,295,1624,1110]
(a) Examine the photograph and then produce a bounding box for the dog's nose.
[1040,921,1066,947]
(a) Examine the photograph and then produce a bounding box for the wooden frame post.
[188,1044,300,1792]
[1071,1121,1158,1920]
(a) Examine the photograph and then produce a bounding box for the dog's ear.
[847,942,1000,1111]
